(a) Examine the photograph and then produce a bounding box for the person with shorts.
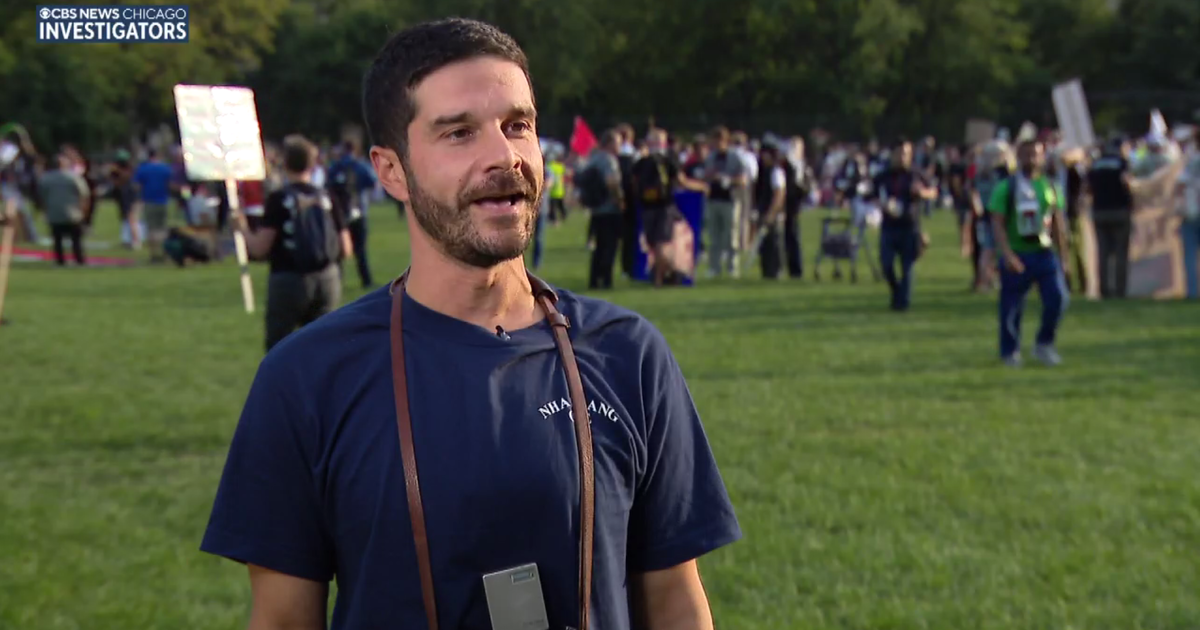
[200,18,741,630]
[133,148,174,263]
[633,128,705,287]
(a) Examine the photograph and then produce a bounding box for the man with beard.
[989,139,1070,367]
[200,18,740,630]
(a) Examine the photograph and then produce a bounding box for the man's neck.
[286,172,311,184]
[402,245,541,333]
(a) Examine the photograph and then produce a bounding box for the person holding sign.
[201,17,740,630]
[989,139,1070,367]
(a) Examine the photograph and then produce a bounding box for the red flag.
[569,116,597,157]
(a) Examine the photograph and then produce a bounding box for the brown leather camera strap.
[389,269,594,630]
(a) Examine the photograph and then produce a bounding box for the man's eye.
[447,128,473,141]
[507,121,533,134]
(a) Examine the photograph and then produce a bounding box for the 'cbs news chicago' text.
[36,5,190,43]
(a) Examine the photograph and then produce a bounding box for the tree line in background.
[3,0,1200,154]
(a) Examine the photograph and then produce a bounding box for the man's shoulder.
[552,289,677,363]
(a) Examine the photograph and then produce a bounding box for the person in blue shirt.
[133,149,175,263]
[325,142,379,288]
[201,18,741,630]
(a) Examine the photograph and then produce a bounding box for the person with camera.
[988,139,1070,367]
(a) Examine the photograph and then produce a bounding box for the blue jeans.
[999,250,1068,358]
[532,205,547,269]
[1181,218,1200,299]
[880,226,920,310]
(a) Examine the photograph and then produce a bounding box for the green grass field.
[2,200,1198,630]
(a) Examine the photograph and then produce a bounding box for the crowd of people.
[4,104,1198,359]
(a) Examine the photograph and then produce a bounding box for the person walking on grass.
[36,152,90,267]
[201,18,740,630]
[232,135,353,351]
[988,139,1071,367]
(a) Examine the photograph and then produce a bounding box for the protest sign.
[173,84,266,313]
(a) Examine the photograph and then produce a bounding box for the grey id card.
[481,563,550,630]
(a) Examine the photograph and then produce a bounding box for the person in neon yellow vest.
[988,139,1071,367]
[547,153,567,225]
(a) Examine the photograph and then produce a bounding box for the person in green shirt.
[988,139,1071,367]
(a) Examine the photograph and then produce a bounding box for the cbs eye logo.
[39,8,51,18]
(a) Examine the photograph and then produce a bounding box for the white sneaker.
[1033,344,1062,367]
[1002,353,1022,368]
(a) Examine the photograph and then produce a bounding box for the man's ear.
[369,146,409,203]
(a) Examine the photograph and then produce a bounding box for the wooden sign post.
[173,84,267,314]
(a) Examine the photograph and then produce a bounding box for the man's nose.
[478,126,521,172]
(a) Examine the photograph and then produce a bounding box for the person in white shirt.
[752,144,788,278]
[731,131,758,251]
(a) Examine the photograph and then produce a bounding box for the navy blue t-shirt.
[201,285,742,629]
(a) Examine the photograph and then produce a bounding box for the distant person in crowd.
[615,123,640,278]
[947,145,983,290]
[730,131,758,250]
[36,151,90,266]
[1060,148,1088,293]
[782,136,812,279]
[989,139,1070,367]
[1179,130,1200,299]
[916,136,939,216]
[547,150,567,224]
[873,140,937,311]
[704,126,748,278]
[326,141,379,289]
[201,19,740,630]
[133,148,174,263]
[633,128,705,287]
[531,155,552,270]
[0,133,41,242]
[753,144,788,279]
[108,149,141,249]
[579,129,625,289]
[233,135,352,351]
[1086,138,1134,298]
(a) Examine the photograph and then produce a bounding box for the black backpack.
[634,154,672,206]
[281,185,341,272]
[574,161,609,209]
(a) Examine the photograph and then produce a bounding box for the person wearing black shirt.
[873,141,937,311]
[1086,139,1134,298]
[633,128,706,287]
[233,135,353,350]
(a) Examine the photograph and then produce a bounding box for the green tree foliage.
[2,0,1198,152]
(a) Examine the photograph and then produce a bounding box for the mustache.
[463,170,537,204]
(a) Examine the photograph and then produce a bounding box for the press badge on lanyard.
[482,563,550,630]
[1016,181,1042,238]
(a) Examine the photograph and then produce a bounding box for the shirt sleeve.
[771,166,786,191]
[261,191,288,231]
[200,354,335,583]
[329,193,348,231]
[627,322,742,573]
[987,180,1010,216]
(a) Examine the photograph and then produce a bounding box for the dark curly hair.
[362,18,532,161]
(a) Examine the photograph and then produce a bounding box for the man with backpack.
[233,135,353,351]
[633,128,706,287]
[988,139,1070,367]
[575,130,625,289]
